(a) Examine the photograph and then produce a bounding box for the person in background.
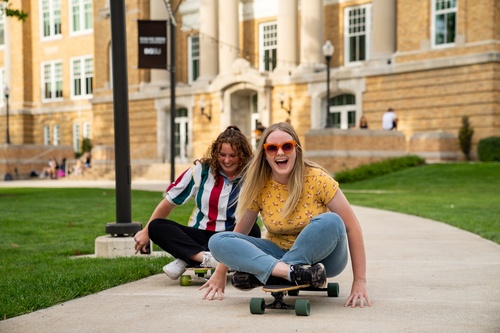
[253,122,266,147]
[40,156,58,179]
[57,158,67,178]
[359,116,369,129]
[201,122,371,309]
[134,126,261,280]
[382,108,398,130]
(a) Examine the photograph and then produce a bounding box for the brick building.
[1,0,498,179]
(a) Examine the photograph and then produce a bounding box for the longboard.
[249,282,340,316]
[179,267,215,286]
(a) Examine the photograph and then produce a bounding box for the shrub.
[477,136,500,162]
[458,116,474,160]
[334,155,426,183]
[75,138,93,158]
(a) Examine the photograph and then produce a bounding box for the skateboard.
[179,267,215,286]
[249,282,340,316]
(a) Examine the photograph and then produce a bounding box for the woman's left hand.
[344,280,372,308]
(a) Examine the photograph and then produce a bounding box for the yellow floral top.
[249,167,339,250]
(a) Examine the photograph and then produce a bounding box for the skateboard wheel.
[327,282,340,297]
[180,275,191,286]
[288,289,299,296]
[249,298,265,315]
[295,299,310,316]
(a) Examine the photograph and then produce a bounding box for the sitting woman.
[134,126,261,280]
[201,122,371,308]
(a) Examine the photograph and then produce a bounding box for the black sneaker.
[231,272,263,290]
[289,263,327,288]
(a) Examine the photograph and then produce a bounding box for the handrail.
[20,147,57,164]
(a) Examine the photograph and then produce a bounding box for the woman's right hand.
[133,229,149,254]
[200,265,228,300]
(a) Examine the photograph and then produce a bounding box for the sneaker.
[289,263,327,288]
[231,271,263,290]
[163,258,187,280]
[200,251,218,268]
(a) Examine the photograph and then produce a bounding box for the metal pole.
[5,93,10,144]
[326,55,331,116]
[169,18,176,183]
[105,0,141,236]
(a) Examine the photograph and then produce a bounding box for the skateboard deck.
[179,267,215,286]
[249,282,340,316]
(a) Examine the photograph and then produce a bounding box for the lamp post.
[4,85,10,144]
[322,40,334,117]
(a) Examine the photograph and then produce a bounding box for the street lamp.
[4,85,10,144]
[322,40,334,117]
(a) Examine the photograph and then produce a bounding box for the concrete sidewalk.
[1,179,499,332]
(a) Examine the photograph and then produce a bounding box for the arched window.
[326,94,356,129]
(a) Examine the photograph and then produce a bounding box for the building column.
[198,0,219,81]
[218,0,239,74]
[4,14,11,96]
[298,0,324,71]
[371,0,396,65]
[274,0,298,74]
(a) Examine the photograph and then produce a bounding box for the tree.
[1,0,28,21]
[458,115,474,161]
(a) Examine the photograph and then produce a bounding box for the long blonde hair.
[236,122,328,219]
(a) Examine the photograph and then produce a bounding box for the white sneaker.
[200,252,218,268]
[163,258,187,280]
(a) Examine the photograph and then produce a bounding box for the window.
[41,0,62,39]
[53,124,60,146]
[70,0,93,34]
[42,61,63,101]
[432,0,457,47]
[71,56,93,98]
[188,34,199,84]
[73,123,81,152]
[174,108,189,160]
[259,22,277,71]
[43,125,51,145]
[344,4,371,65]
[326,94,356,130]
[83,121,91,139]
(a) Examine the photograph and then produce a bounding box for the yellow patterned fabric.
[249,167,339,250]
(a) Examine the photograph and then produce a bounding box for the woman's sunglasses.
[263,140,297,155]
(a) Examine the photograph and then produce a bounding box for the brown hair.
[196,126,253,186]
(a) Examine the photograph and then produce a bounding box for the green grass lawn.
[0,188,194,320]
[0,162,499,320]
[340,162,500,244]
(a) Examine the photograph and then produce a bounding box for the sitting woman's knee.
[312,212,346,235]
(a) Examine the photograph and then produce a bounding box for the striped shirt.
[164,162,241,232]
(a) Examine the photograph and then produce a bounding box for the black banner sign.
[138,20,167,69]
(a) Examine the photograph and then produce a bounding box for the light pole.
[4,85,10,144]
[322,40,334,118]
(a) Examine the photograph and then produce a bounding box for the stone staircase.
[66,161,192,181]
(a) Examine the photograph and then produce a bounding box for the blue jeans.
[208,212,348,284]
